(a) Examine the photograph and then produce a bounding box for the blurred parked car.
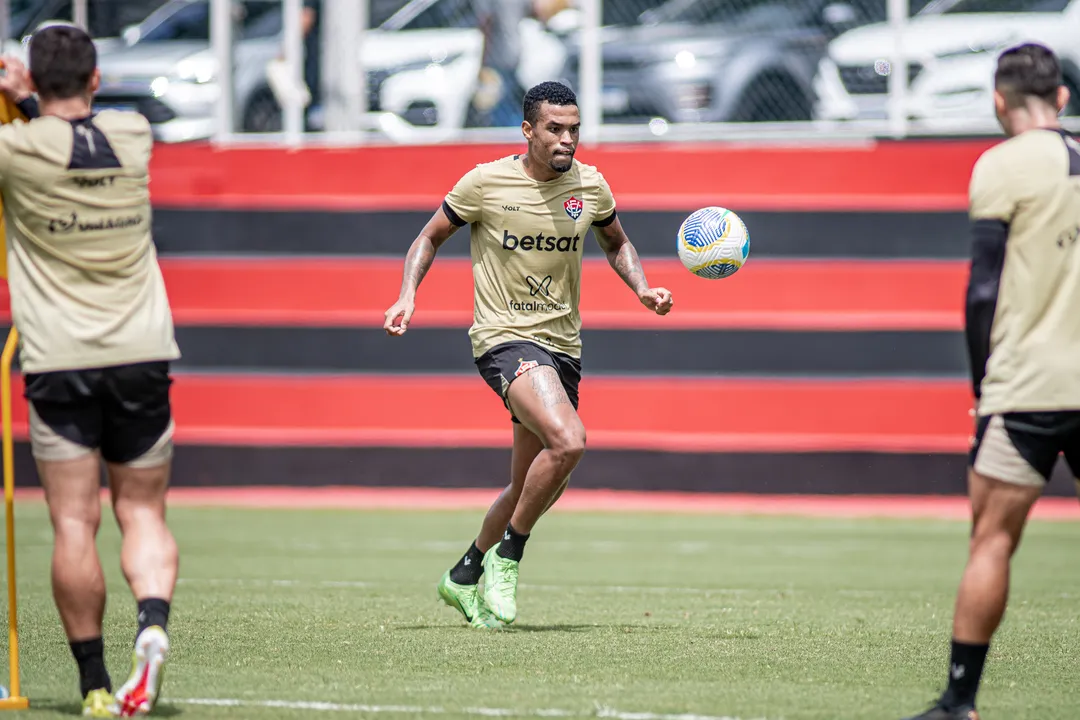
[1,0,167,53]
[90,0,570,143]
[814,0,1080,127]
[560,0,880,126]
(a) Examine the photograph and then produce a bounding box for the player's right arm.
[965,151,1016,403]
[383,167,483,336]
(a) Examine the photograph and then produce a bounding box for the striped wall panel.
[6,139,1073,494]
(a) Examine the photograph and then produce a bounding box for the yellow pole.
[0,327,27,709]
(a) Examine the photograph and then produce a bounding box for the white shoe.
[112,626,169,717]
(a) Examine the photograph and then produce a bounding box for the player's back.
[971,128,1080,414]
[0,110,178,373]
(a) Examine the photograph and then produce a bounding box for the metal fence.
[4,0,1080,145]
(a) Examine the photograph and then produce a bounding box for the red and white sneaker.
[112,626,169,716]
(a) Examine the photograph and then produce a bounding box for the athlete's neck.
[520,152,561,183]
[39,95,93,122]
[1003,100,1062,136]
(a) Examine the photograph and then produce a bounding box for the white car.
[93,0,569,143]
[362,0,567,142]
[814,0,1080,132]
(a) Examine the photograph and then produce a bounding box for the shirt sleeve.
[968,152,1016,222]
[592,171,617,227]
[442,166,484,227]
[0,123,22,186]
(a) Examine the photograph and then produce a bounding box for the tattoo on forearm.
[612,243,649,295]
[531,367,570,409]
[401,239,437,294]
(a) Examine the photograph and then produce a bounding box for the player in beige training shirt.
[903,44,1080,720]
[0,26,176,717]
[384,82,673,627]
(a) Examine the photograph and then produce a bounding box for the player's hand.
[639,287,673,316]
[383,297,416,336]
[0,56,31,103]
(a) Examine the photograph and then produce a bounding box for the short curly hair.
[523,81,578,126]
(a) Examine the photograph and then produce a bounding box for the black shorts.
[475,341,581,424]
[23,361,174,465]
[970,411,1080,486]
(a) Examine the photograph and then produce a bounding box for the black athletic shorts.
[970,411,1080,486]
[475,341,581,424]
[23,361,174,465]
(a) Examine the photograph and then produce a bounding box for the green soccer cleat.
[482,543,519,624]
[113,626,169,717]
[437,570,502,629]
[82,688,116,717]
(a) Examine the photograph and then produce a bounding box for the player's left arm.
[593,214,673,316]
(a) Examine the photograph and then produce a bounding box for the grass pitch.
[2,500,1078,719]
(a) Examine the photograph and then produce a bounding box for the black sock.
[137,598,171,639]
[70,637,110,698]
[942,640,989,708]
[448,542,484,585]
[496,523,529,562]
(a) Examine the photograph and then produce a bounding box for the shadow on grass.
[28,699,183,717]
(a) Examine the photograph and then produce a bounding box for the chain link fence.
[3,0,1078,144]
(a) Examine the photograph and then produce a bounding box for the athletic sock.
[942,639,989,708]
[137,598,171,639]
[448,542,485,585]
[70,637,111,698]
[496,523,529,562]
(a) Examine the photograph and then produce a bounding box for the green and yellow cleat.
[113,626,169,717]
[82,689,116,717]
[482,543,519,625]
[437,570,502,629]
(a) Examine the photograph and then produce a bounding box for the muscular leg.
[108,458,177,715]
[505,366,586,535]
[954,468,1040,643]
[108,460,178,606]
[476,424,544,552]
[39,453,113,698]
[41,454,106,642]
[479,366,585,624]
[934,468,1042,714]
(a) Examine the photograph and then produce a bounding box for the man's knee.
[547,424,586,466]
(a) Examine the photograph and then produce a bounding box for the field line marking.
[173,698,767,720]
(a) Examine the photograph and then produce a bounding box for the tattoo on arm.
[400,237,437,296]
[596,222,649,296]
[398,213,461,296]
[530,367,570,409]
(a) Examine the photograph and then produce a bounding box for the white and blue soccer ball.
[677,206,750,279]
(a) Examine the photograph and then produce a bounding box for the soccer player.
[902,43,1080,720]
[0,26,179,717]
[383,81,673,627]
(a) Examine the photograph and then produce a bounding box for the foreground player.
[0,27,179,716]
[902,44,1080,720]
[384,82,672,627]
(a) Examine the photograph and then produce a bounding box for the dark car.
[562,0,883,125]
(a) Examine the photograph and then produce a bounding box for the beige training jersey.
[0,110,179,373]
[443,154,616,359]
[969,128,1080,414]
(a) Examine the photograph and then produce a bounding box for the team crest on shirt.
[514,359,539,377]
[564,196,584,220]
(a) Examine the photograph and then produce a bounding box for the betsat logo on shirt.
[502,230,581,253]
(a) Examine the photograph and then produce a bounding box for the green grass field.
[2,500,1078,719]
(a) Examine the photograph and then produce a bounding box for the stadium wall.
[3,139,1076,496]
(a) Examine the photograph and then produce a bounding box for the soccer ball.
[677,206,750,279]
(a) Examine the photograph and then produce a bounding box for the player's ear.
[1057,84,1070,115]
[993,89,1007,117]
[521,119,532,142]
[90,67,101,95]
